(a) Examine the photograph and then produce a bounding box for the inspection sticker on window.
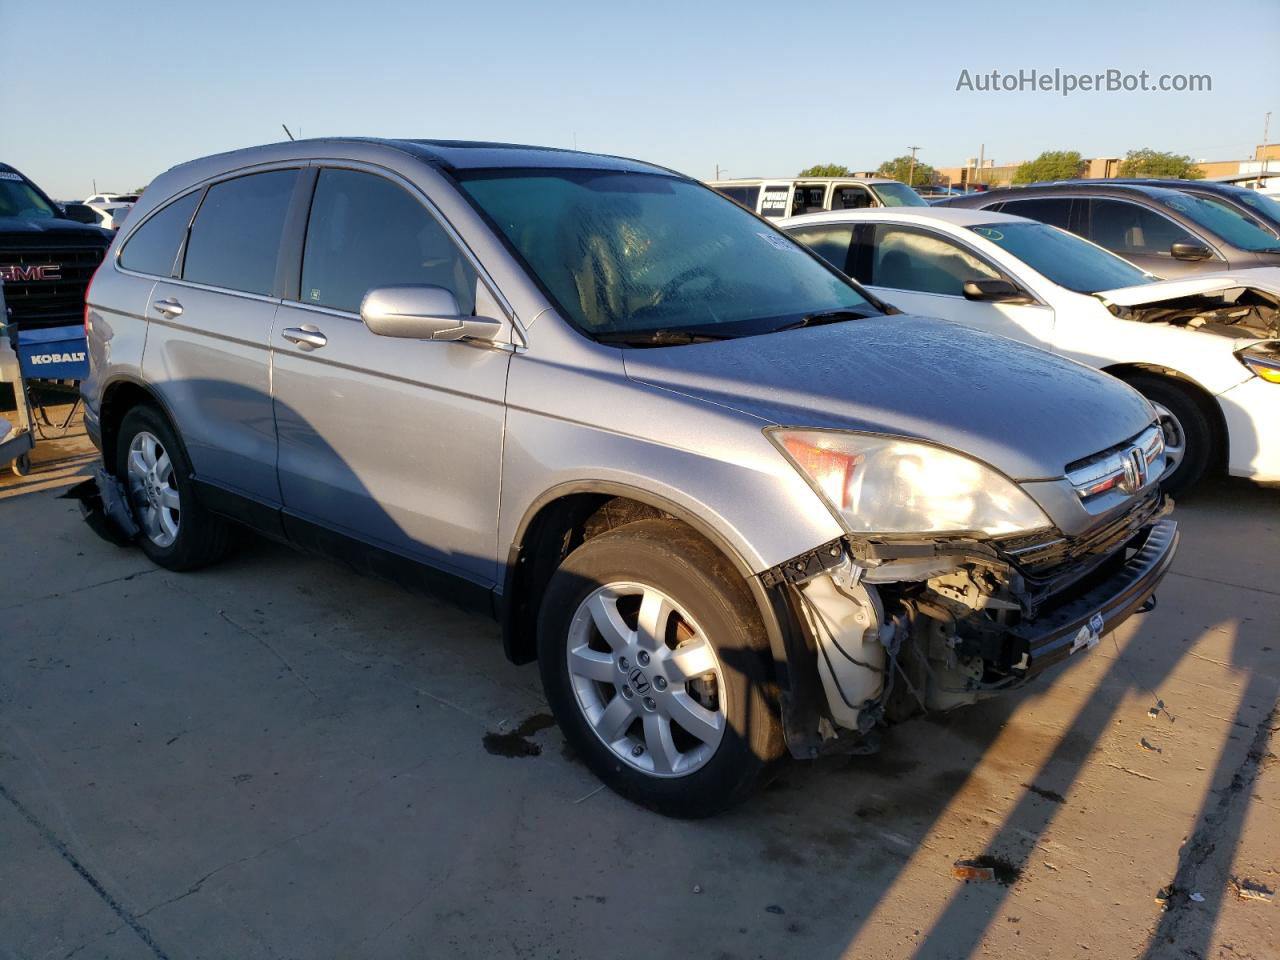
[1071,611,1106,654]
[757,232,795,251]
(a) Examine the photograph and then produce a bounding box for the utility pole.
[281,124,296,141]
[907,145,920,187]
[715,164,727,180]
[978,143,985,185]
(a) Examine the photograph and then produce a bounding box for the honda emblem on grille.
[1118,446,1148,495]
[0,264,62,282]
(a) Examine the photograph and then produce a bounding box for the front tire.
[114,405,230,570]
[537,518,783,818]
[1125,374,1214,496]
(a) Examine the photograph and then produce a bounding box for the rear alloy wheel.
[115,405,230,570]
[125,430,181,548]
[538,518,783,818]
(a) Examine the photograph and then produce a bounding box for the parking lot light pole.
[907,146,920,188]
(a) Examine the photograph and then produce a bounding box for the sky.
[2,0,1277,199]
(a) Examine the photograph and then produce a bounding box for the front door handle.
[282,325,327,350]
[152,298,183,318]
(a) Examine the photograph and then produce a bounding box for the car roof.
[1078,178,1255,196]
[779,207,1030,228]
[167,137,677,178]
[964,181,1193,202]
[710,176,903,186]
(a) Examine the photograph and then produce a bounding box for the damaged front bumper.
[763,504,1178,758]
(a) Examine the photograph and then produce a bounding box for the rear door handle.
[282,325,327,350]
[152,298,183,318]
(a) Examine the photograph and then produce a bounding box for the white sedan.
[780,207,1279,492]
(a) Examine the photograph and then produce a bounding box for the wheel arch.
[1102,362,1229,466]
[502,479,802,684]
[98,375,188,477]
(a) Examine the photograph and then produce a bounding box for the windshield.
[1225,188,1280,226]
[457,169,875,338]
[870,182,928,207]
[969,221,1155,293]
[1156,191,1280,251]
[0,175,57,220]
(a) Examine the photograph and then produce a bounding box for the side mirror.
[962,279,1030,303]
[359,285,502,342]
[1170,241,1212,261]
[61,202,100,224]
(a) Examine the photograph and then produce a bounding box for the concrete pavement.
[1,409,1276,960]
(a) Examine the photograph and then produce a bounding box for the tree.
[876,156,937,187]
[1013,150,1084,184]
[797,163,852,177]
[1117,148,1204,179]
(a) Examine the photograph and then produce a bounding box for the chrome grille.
[0,242,105,329]
[1065,425,1165,503]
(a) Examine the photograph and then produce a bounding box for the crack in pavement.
[1143,696,1280,959]
[0,568,159,614]
[0,781,171,960]
[1166,569,1280,599]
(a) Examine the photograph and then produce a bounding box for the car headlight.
[769,429,1051,536]
[1237,342,1280,384]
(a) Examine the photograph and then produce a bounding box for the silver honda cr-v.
[83,138,1178,817]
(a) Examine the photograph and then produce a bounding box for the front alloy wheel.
[538,518,783,818]
[567,582,727,777]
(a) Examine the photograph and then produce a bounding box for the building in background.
[931,144,1278,190]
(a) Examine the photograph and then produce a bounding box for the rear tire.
[537,518,783,818]
[114,405,230,571]
[1124,374,1214,496]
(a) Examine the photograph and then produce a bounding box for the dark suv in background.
[1086,178,1280,239]
[1,162,111,333]
[938,181,1280,277]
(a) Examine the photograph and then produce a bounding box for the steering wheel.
[650,266,722,309]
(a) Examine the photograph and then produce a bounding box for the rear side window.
[793,186,826,215]
[182,170,297,295]
[299,168,477,316]
[786,223,856,272]
[996,197,1074,230]
[760,186,790,218]
[119,191,200,276]
[868,224,1003,295]
[833,186,873,209]
[1085,199,1195,257]
[713,186,761,210]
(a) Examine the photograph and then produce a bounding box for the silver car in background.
[83,138,1177,816]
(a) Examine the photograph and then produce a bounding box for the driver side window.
[868,224,1002,295]
[300,168,476,315]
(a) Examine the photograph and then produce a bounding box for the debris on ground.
[692,884,702,894]
[1231,877,1275,902]
[952,856,1021,886]
[1147,699,1175,722]
[1189,891,1205,903]
[765,904,785,915]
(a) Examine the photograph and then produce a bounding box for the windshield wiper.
[772,308,875,333]
[593,328,735,347]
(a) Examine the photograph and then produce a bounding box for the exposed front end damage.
[1106,286,1280,340]
[763,495,1179,758]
